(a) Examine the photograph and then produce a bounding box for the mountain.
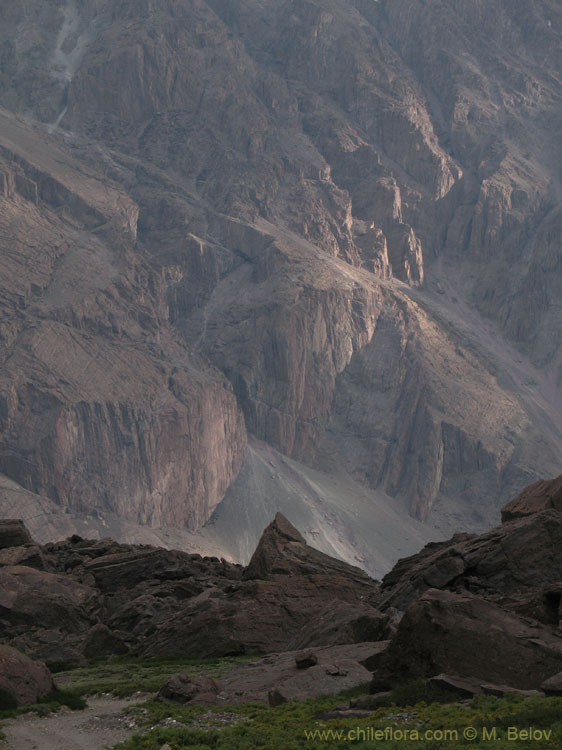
[1,0,561,575]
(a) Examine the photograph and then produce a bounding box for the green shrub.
[39,689,87,711]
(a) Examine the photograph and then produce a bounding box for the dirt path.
[0,696,143,750]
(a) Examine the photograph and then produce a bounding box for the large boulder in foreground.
[374,589,562,691]
[0,645,54,705]
[502,474,562,522]
[158,674,223,705]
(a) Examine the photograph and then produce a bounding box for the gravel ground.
[0,696,143,750]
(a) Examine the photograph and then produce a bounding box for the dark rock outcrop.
[0,516,384,660]
[0,520,32,550]
[501,474,562,522]
[373,589,562,692]
[381,510,562,611]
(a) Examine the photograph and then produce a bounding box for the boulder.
[268,660,371,706]
[480,684,545,698]
[502,474,562,522]
[83,548,203,593]
[428,674,482,697]
[295,652,318,669]
[0,520,32,549]
[140,576,384,658]
[0,645,54,705]
[158,674,223,705]
[541,671,562,696]
[374,589,562,691]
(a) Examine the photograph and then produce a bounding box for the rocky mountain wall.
[1,0,561,548]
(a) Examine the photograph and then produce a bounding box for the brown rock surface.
[502,474,562,522]
[219,643,378,705]
[541,671,562,696]
[374,589,562,691]
[243,512,372,584]
[381,510,562,611]
[0,565,97,639]
[0,645,54,705]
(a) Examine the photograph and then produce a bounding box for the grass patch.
[110,690,562,750]
[55,654,258,697]
[0,687,87,722]
[359,678,466,710]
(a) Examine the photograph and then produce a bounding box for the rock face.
[373,589,562,691]
[0,516,384,660]
[380,508,562,611]
[502,474,562,522]
[1,0,562,549]
[0,645,54,705]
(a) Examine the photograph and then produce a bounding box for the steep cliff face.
[0,110,246,530]
[0,0,561,557]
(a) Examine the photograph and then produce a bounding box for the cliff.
[0,0,561,559]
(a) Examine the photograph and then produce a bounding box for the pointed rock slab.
[502,474,562,522]
[242,512,372,584]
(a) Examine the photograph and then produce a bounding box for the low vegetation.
[54,654,257,698]
[110,678,562,750]
[0,688,87,722]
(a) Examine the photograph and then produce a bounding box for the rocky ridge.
[2,474,562,705]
